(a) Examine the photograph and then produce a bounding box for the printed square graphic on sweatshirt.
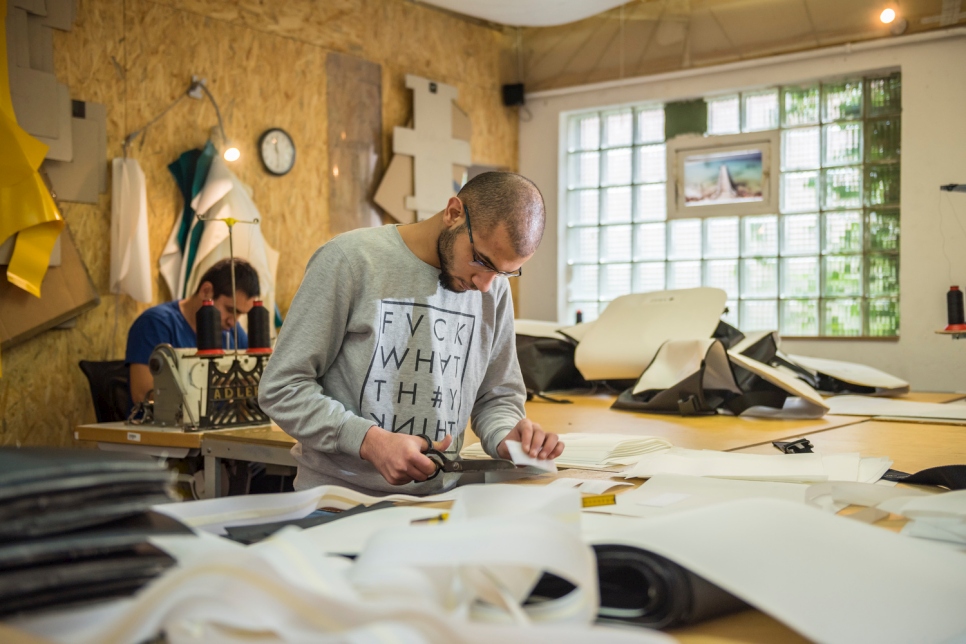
[360,300,477,441]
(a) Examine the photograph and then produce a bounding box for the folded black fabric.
[0,448,177,542]
[0,512,192,570]
[0,512,191,617]
[0,557,174,616]
[0,448,166,495]
[528,545,747,630]
[224,501,397,544]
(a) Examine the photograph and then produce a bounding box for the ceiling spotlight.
[223,146,241,162]
[880,7,896,23]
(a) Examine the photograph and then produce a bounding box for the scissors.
[417,434,519,479]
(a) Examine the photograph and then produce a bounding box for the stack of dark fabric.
[0,448,188,617]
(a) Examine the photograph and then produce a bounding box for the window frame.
[559,71,900,340]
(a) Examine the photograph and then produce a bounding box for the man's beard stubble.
[436,224,468,293]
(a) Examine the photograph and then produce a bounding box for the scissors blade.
[442,458,518,473]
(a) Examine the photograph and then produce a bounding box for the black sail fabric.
[515,334,588,398]
[527,545,747,629]
[593,545,748,629]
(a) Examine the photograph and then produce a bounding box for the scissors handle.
[418,434,445,480]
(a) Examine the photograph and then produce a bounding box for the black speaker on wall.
[502,83,525,107]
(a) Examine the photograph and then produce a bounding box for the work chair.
[78,360,132,423]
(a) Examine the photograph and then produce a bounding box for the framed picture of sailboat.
[666,131,780,220]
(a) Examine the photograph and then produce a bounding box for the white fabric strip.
[581,498,966,644]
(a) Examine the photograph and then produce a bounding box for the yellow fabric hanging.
[0,0,67,377]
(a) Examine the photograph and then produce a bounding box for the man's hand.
[497,418,564,461]
[359,427,453,486]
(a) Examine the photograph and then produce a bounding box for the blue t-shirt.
[125,300,248,365]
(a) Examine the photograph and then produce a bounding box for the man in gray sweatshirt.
[259,172,564,495]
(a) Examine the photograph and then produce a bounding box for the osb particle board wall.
[0,0,520,447]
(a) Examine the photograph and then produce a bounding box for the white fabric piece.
[622,448,830,483]
[547,478,632,494]
[804,481,929,514]
[637,492,691,508]
[577,480,633,494]
[586,474,812,518]
[506,440,557,472]
[152,484,458,535]
[624,449,892,486]
[462,433,671,470]
[727,330,775,356]
[826,395,966,421]
[902,518,966,545]
[557,319,596,343]
[547,478,583,489]
[735,396,829,420]
[109,158,152,302]
[294,506,443,556]
[632,339,739,395]
[582,498,966,644]
[10,597,135,643]
[878,490,966,518]
[857,456,894,484]
[418,0,630,27]
[448,484,581,527]
[574,288,727,381]
[788,354,910,395]
[727,351,829,416]
[820,453,862,482]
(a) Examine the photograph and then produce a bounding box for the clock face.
[258,128,296,176]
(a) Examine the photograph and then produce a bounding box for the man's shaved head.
[456,172,546,257]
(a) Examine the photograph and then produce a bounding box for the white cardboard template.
[575,288,727,381]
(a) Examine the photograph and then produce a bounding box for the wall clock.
[258,128,296,176]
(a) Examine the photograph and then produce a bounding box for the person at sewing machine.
[259,172,565,495]
[126,258,260,404]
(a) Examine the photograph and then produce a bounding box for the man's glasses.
[464,205,523,278]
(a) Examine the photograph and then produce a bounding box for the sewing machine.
[135,344,270,431]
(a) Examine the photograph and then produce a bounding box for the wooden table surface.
[73,421,213,449]
[735,419,966,472]
[894,391,966,404]
[207,423,293,448]
[519,394,866,451]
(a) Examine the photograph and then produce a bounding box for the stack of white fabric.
[622,448,892,484]
[462,433,672,470]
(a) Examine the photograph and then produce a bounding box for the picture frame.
[666,130,780,220]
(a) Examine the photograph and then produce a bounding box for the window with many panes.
[563,72,901,337]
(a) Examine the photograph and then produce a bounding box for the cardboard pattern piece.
[375,103,471,224]
[0,225,100,351]
[391,75,471,221]
[43,101,108,203]
[574,288,728,381]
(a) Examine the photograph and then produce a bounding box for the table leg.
[204,454,223,498]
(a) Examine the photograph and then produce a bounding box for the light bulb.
[880,7,896,23]
[224,146,240,162]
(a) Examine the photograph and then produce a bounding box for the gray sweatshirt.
[258,225,526,495]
